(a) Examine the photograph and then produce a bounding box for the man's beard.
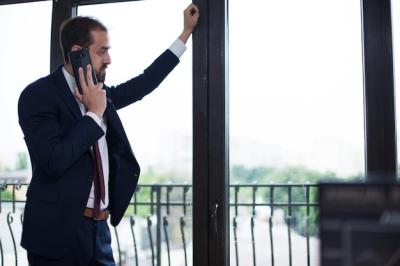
[96,66,107,82]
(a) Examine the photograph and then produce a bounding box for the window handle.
[211,202,220,235]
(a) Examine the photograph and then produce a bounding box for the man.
[18,4,199,265]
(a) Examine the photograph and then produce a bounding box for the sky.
[1,0,396,179]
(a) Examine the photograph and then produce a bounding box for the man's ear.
[70,45,82,52]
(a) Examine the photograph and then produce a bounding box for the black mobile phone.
[68,48,98,94]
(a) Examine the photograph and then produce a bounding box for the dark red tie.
[92,141,105,218]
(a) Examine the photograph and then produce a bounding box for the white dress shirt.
[62,39,186,210]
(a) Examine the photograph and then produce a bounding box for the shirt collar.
[62,66,77,95]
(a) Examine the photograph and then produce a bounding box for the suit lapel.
[105,99,124,136]
[53,66,82,121]
[104,98,132,149]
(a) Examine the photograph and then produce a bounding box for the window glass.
[0,2,52,265]
[229,0,364,264]
[229,0,364,183]
[79,1,193,265]
[0,1,51,181]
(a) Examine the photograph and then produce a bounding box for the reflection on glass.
[229,0,364,265]
[0,1,51,181]
[79,1,193,265]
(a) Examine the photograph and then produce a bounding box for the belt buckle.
[93,217,102,221]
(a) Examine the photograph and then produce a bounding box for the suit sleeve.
[107,49,180,110]
[18,83,105,178]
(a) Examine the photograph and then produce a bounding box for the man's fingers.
[74,89,83,102]
[86,64,94,87]
[186,4,199,15]
[96,82,104,91]
[192,4,200,14]
[192,9,200,19]
[78,67,88,93]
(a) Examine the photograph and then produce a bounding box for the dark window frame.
[361,0,397,182]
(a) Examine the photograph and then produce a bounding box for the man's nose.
[104,53,111,65]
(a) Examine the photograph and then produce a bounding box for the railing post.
[306,185,311,266]
[147,187,155,266]
[251,184,257,266]
[0,183,4,213]
[269,186,275,266]
[156,186,162,266]
[233,186,240,266]
[12,184,15,213]
[181,186,189,266]
[287,185,293,266]
[163,186,172,266]
[0,183,5,266]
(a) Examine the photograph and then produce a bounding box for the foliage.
[0,152,29,173]
[124,167,189,218]
[125,163,364,237]
[231,164,351,236]
[15,152,28,170]
[231,165,274,183]
[0,189,13,201]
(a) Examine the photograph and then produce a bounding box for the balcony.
[0,182,318,266]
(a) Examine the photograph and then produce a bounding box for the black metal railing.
[230,183,319,266]
[0,182,318,266]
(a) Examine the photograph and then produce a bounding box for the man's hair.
[60,16,107,64]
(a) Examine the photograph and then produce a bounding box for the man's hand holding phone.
[74,64,106,119]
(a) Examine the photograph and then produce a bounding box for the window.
[0,1,52,264]
[79,1,193,264]
[229,0,364,184]
[0,1,51,181]
[229,0,364,264]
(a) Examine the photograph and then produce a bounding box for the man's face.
[88,30,111,83]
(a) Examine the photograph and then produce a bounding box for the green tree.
[265,166,341,236]
[124,167,190,217]
[0,188,13,200]
[15,152,28,170]
[231,165,274,183]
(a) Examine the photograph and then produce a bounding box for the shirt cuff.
[86,112,102,127]
[168,39,187,59]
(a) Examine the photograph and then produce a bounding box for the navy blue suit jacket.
[18,50,179,258]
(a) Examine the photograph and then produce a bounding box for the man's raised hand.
[179,3,200,43]
[74,64,106,119]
